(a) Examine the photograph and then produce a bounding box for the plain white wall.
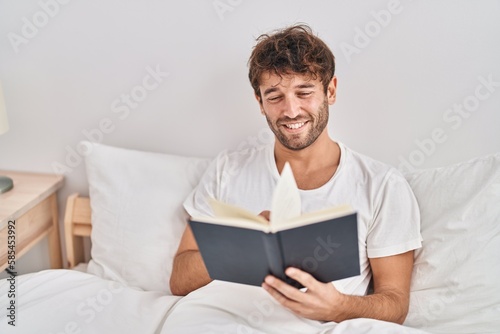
[0,0,499,277]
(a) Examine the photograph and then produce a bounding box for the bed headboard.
[63,193,91,268]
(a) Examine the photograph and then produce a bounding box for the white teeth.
[285,122,305,129]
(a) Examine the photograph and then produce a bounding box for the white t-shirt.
[183,141,422,296]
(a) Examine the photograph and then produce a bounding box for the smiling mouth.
[283,121,307,130]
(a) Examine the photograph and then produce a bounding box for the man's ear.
[327,76,337,105]
[255,93,265,115]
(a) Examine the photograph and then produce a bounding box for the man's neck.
[274,131,341,190]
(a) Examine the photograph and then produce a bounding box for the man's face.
[257,72,337,151]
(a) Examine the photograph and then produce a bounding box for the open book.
[189,163,360,288]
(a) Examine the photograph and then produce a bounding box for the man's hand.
[262,267,345,321]
[262,251,414,324]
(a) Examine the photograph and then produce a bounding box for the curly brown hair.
[248,24,335,99]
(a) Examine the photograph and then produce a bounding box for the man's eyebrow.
[295,83,316,89]
[263,83,316,96]
[263,87,279,96]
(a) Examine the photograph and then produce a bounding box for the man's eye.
[298,92,313,97]
[268,96,282,102]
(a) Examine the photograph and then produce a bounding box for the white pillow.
[82,141,210,294]
[403,153,500,333]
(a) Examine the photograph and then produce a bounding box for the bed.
[1,141,499,334]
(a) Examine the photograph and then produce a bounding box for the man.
[170,24,421,324]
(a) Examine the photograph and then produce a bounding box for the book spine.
[261,233,286,281]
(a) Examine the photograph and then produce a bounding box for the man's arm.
[262,250,414,324]
[169,225,212,296]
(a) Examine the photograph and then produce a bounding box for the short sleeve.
[183,152,225,218]
[366,169,422,258]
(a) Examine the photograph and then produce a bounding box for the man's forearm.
[333,289,409,324]
[169,250,212,296]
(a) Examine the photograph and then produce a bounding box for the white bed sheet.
[162,280,431,334]
[1,271,433,333]
[0,269,180,334]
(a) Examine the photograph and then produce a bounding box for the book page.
[209,198,270,225]
[270,162,301,228]
[190,215,272,232]
[275,204,355,231]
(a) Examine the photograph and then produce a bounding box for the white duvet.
[0,270,430,334]
[0,270,179,334]
[162,280,430,334]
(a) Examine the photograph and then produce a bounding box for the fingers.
[262,268,321,300]
[285,267,321,292]
[262,281,301,311]
[262,267,322,303]
[258,210,271,221]
[262,275,310,313]
[262,274,322,319]
[263,275,307,303]
[262,269,341,321]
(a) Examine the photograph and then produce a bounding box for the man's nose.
[282,96,301,119]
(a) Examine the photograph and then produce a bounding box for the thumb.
[258,210,271,221]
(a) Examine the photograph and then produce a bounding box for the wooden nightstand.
[0,171,64,271]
